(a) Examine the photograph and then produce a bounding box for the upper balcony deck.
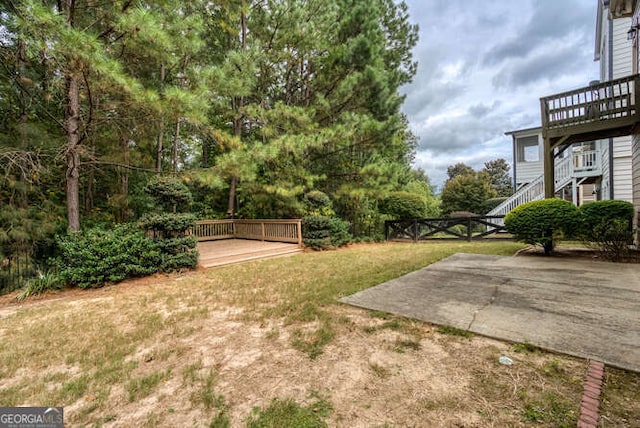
[541,75,640,148]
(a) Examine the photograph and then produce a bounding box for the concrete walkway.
[340,253,640,372]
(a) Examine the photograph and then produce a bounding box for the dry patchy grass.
[600,367,640,427]
[0,241,635,426]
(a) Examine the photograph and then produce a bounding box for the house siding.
[580,184,597,204]
[515,161,542,186]
[613,157,634,201]
[611,17,633,78]
[633,2,640,239]
[513,131,543,187]
[633,134,640,231]
[603,12,634,203]
[612,136,633,157]
[612,136,633,201]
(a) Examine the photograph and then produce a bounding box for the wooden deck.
[197,239,303,268]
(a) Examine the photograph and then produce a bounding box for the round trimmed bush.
[504,198,579,255]
[380,192,427,219]
[579,200,634,236]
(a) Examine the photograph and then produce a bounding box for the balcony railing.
[541,75,640,132]
[572,149,601,176]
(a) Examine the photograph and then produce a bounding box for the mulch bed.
[517,245,640,263]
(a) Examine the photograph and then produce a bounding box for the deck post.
[543,136,555,198]
[466,217,472,242]
[540,97,555,199]
[296,219,303,247]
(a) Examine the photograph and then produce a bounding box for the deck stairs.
[197,240,303,268]
[487,150,599,223]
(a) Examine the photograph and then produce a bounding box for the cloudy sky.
[401,0,601,189]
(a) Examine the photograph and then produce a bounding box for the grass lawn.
[0,241,638,427]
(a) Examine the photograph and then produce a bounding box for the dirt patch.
[0,243,614,426]
[64,304,578,428]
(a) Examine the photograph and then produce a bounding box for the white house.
[505,127,601,205]
[489,0,640,233]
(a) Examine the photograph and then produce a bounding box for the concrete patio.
[340,253,640,372]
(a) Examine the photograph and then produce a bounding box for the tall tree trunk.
[17,39,28,150]
[119,136,130,221]
[84,142,95,215]
[202,139,210,168]
[62,0,81,232]
[227,6,247,218]
[65,73,81,232]
[172,118,180,175]
[156,63,165,172]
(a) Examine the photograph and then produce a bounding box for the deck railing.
[572,149,601,175]
[194,219,302,246]
[194,220,235,240]
[541,75,640,131]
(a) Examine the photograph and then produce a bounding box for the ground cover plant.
[1,241,638,426]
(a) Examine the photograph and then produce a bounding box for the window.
[516,136,539,162]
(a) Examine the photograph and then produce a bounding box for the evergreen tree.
[9,0,208,231]
[482,158,513,197]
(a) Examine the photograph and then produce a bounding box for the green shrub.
[55,225,162,288]
[140,176,198,274]
[380,191,427,219]
[302,215,351,250]
[578,200,634,261]
[504,199,579,255]
[138,213,196,235]
[304,190,334,216]
[579,200,634,236]
[143,176,193,213]
[154,235,199,271]
[588,219,633,262]
[160,250,199,271]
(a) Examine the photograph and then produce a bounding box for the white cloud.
[401,0,599,189]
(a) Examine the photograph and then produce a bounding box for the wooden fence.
[385,216,509,242]
[194,219,302,245]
